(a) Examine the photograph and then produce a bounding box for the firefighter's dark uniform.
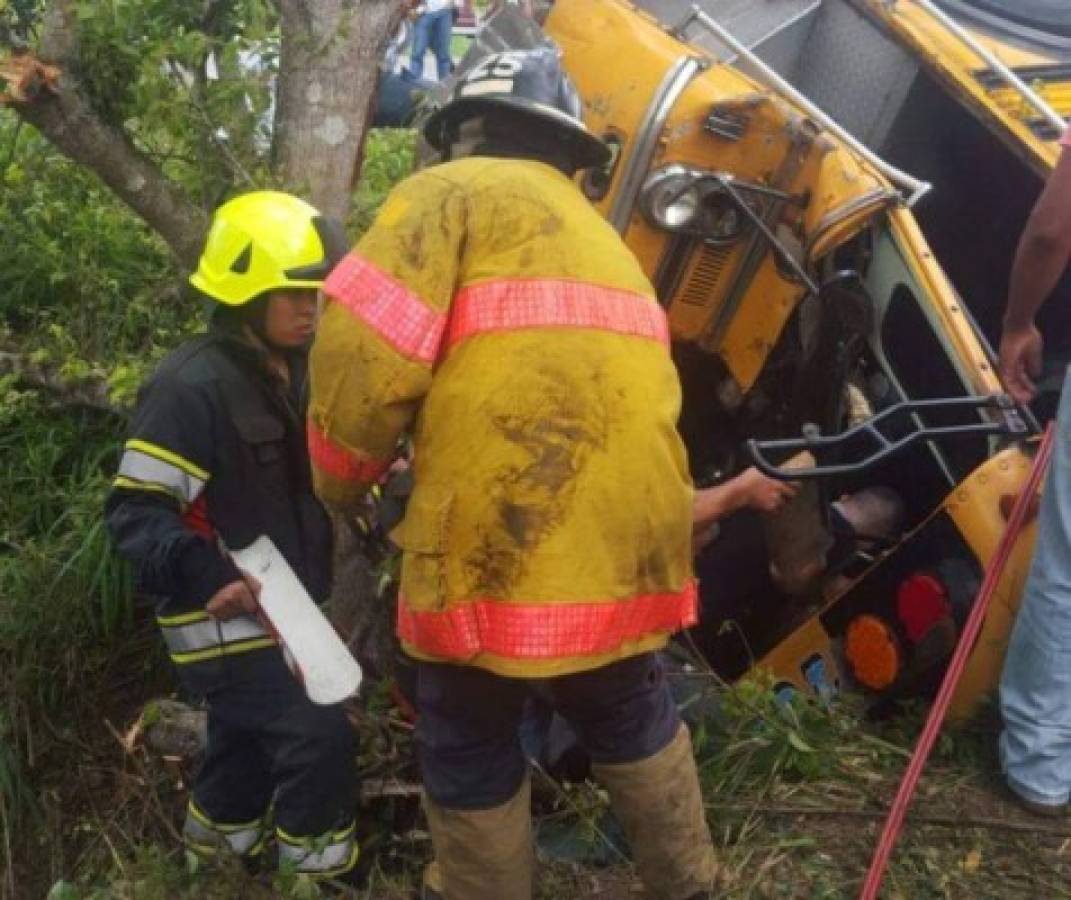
[105,325,358,876]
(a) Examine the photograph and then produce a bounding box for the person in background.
[105,192,361,882]
[407,1,456,82]
[998,128,1071,817]
[309,47,719,900]
[376,12,437,127]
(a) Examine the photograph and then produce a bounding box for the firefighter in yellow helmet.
[309,49,719,899]
[105,192,361,882]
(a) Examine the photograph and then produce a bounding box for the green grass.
[0,394,140,890]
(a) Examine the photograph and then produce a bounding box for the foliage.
[0,116,418,401]
[693,669,913,794]
[0,118,195,398]
[0,391,134,888]
[350,128,419,237]
[70,0,278,201]
[0,0,421,890]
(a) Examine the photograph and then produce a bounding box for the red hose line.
[859,424,1055,900]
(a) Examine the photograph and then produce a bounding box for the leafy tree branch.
[2,2,207,265]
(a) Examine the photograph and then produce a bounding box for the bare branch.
[0,51,59,102]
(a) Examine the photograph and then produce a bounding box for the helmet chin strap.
[233,295,291,356]
[446,111,577,175]
[444,117,487,162]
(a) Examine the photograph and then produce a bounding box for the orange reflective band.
[307,419,390,484]
[446,279,669,351]
[324,252,445,364]
[397,581,697,661]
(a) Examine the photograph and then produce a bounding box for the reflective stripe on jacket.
[157,609,274,664]
[310,157,696,677]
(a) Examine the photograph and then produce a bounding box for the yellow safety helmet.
[190,191,343,306]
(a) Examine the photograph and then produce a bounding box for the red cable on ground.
[859,423,1055,900]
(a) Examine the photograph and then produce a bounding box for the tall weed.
[0,392,134,879]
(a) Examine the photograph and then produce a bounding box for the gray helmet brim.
[424,95,611,170]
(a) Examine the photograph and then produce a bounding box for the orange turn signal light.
[845,614,902,691]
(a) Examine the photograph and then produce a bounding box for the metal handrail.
[746,394,1028,480]
[911,0,1066,135]
[685,5,933,207]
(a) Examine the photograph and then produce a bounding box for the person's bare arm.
[999,147,1071,403]
[693,467,797,534]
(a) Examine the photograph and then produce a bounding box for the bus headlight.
[640,165,755,243]
[641,166,702,231]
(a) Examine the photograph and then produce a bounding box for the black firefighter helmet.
[423,47,610,170]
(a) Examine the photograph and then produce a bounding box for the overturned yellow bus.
[510,0,1044,718]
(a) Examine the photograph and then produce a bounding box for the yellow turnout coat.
[309,157,696,677]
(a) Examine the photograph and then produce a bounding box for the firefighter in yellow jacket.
[309,49,719,899]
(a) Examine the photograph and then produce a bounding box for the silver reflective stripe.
[183,804,266,857]
[158,613,273,663]
[118,448,206,503]
[277,824,358,875]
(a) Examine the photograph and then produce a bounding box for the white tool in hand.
[230,535,362,705]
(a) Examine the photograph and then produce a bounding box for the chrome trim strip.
[803,188,899,259]
[609,55,706,235]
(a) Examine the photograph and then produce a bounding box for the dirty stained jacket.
[309,156,696,678]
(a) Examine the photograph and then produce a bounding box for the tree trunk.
[274,1,407,682]
[275,0,403,221]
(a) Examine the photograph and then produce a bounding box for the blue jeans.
[374,71,436,127]
[415,653,681,809]
[407,8,453,81]
[1000,367,1071,805]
